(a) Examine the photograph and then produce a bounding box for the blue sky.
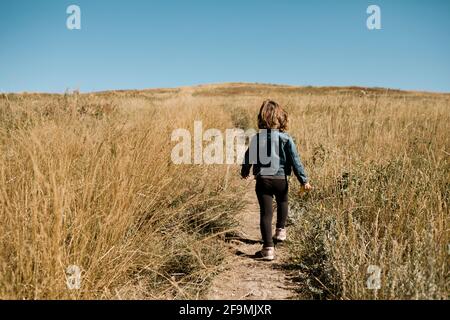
[1,0,449,93]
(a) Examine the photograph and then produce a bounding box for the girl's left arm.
[287,137,308,185]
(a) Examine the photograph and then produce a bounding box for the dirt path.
[207,180,298,300]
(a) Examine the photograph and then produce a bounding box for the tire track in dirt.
[207,180,299,300]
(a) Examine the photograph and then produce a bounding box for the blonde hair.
[257,100,288,131]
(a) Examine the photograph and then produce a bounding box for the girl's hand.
[299,183,313,195]
[303,183,313,191]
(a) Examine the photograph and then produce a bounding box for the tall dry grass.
[193,83,449,299]
[282,91,449,299]
[0,90,245,299]
[1,83,448,300]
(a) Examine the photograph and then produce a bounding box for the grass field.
[0,83,448,299]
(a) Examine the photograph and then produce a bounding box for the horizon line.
[1,82,449,96]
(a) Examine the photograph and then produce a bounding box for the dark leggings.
[255,177,288,247]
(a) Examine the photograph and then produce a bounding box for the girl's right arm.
[241,135,258,178]
[241,147,252,178]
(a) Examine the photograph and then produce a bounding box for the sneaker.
[260,247,275,261]
[274,228,287,241]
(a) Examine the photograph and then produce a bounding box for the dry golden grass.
[0,83,448,299]
[0,90,245,299]
[280,89,450,300]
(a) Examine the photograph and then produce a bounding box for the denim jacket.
[241,130,308,185]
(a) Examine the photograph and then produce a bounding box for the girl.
[241,100,312,260]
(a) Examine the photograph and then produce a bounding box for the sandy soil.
[207,180,299,300]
